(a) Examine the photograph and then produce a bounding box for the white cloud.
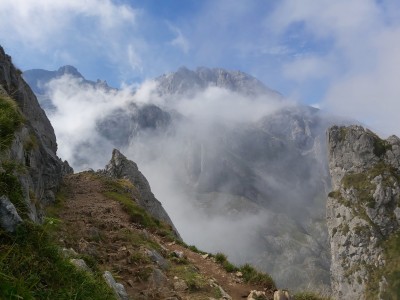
[45,75,134,169]
[0,0,137,48]
[168,24,190,54]
[282,55,334,82]
[268,0,400,137]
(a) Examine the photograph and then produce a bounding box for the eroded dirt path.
[55,172,274,299]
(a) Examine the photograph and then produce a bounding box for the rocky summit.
[327,125,400,299]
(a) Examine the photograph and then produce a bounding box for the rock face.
[0,196,23,232]
[327,125,400,299]
[103,149,180,237]
[0,46,72,230]
[155,66,281,97]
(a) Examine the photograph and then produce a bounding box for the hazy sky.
[1,0,400,136]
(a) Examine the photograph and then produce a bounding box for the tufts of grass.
[99,175,176,238]
[104,191,161,230]
[214,253,275,288]
[0,161,28,218]
[214,252,238,273]
[366,231,400,299]
[23,133,38,152]
[171,265,207,292]
[0,222,117,300]
[0,95,24,150]
[293,291,332,300]
[239,263,276,289]
[117,228,162,252]
[373,136,392,157]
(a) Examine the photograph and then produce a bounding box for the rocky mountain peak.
[327,125,400,299]
[56,65,84,78]
[103,149,180,238]
[156,66,281,97]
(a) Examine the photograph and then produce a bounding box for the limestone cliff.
[327,125,400,299]
[101,149,180,238]
[0,46,72,231]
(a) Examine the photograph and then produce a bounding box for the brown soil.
[54,172,275,300]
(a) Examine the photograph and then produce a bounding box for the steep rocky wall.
[102,149,180,238]
[327,125,400,299]
[0,46,72,230]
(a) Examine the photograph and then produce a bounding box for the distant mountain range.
[23,65,349,290]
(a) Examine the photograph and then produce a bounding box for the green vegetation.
[239,263,275,288]
[215,252,239,273]
[116,228,162,253]
[0,95,24,150]
[23,133,38,152]
[96,174,176,241]
[293,291,332,300]
[213,252,275,289]
[0,222,117,300]
[0,161,28,218]
[365,231,400,299]
[372,135,392,157]
[170,265,207,291]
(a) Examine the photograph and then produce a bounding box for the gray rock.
[0,196,23,232]
[103,271,129,300]
[155,66,281,98]
[146,249,169,270]
[0,45,73,226]
[150,268,168,288]
[103,149,180,238]
[61,248,78,258]
[173,279,188,291]
[70,259,92,273]
[327,125,400,299]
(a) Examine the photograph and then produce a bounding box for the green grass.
[104,191,162,230]
[293,291,331,300]
[239,263,275,289]
[171,265,207,291]
[0,161,28,218]
[372,136,392,157]
[0,95,24,150]
[98,174,176,240]
[0,222,117,300]
[214,252,239,273]
[213,252,275,289]
[365,231,400,299]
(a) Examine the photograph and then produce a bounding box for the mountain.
[22,65,348,291]
[327,125,400,299]
[3,46,283,300]
[155,66,282,97]
[0,46,72,230]
[23,66,113,111]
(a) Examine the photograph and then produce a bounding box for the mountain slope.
[22,64,345,290]
[54,170,277,299]
[327,125,400,299]
[0,46,72,228]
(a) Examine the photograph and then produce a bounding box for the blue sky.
[1,0,400,136]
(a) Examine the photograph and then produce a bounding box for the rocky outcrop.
[155,66,281,97]
[0,196,23,232]
[327,125,400,299]
[0,45,72,230]
[102,149,180,237]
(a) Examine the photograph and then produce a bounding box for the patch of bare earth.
[55,172,274,299]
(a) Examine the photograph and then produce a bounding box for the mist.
[44,73,333,290]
